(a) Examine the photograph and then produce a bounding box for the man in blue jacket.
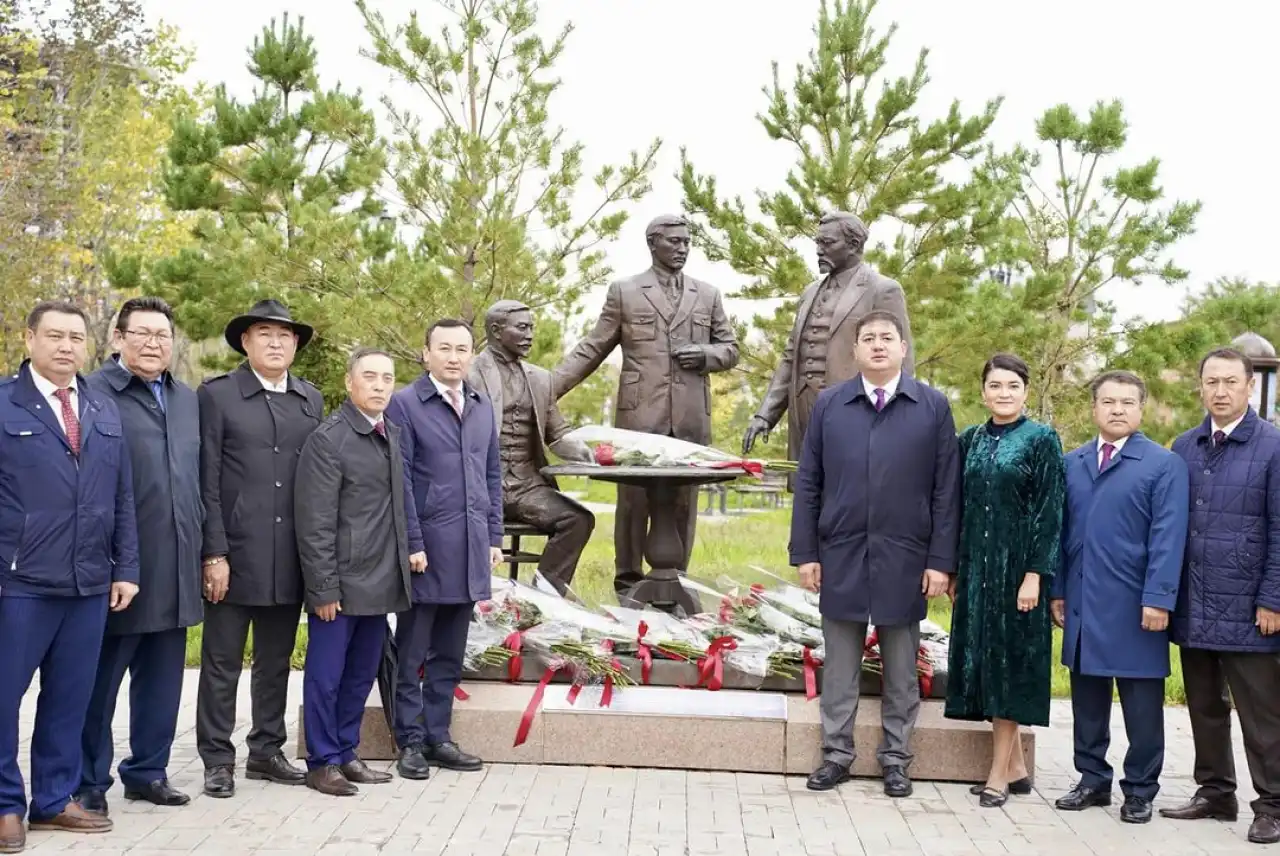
[1163,347,1280,845]
[0,301,140,852]
[385,319,503,781]
[1050,370,1189,825]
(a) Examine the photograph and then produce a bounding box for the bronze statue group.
[0,211,1276,854]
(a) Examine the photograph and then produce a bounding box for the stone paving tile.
[13,671,1268,855]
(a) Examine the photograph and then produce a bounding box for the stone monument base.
[295,682,1032,781]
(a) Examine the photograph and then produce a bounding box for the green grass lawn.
[183,476,1187,704]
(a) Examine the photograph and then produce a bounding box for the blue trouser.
[0,593,109,820]
[303,614,386,769]
[1070,670,1166,801]
[79,627,188,793]
[393,603,471,747]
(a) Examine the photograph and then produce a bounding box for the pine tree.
[678,0,1002,419]
[152,14,390,404]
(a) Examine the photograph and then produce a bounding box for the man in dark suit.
[789,310,960,798]
[469,300,594,594]
[78,297,203,815]
[742,211,915,463]
[295,348,412,797]
[552,215,738,599]
[0,301,140,850]
[385,319,503,780]
[196,299,325,798]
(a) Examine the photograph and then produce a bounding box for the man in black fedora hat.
[195,298,326,798]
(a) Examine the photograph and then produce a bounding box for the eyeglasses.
[124,329,173,344]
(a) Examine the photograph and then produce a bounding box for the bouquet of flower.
[862,626,938,697]
[462,621,517,672]
[561,425,796,475]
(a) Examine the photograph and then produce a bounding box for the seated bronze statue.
[468,300,595,594]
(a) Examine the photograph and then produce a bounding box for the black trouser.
[195,602,301,768]
[1070,670,1166,801]
[1181,647,1280,816]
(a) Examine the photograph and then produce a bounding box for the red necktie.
[1100,442,1115,470]
[373,420,386,437]
[53,388,80,454]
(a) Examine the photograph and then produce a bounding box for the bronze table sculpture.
[741,211,915,463]
[541,463,739,615]
[553,214,739,599]
[469,300,596,595]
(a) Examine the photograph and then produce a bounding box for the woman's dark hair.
[981,353,1030,385]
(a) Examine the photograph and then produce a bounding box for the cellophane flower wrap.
[562,425,795,474]
[602,605,710,682]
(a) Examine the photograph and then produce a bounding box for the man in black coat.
[196,300,324,798]
[295,348,412,797]
[78,297,204,815]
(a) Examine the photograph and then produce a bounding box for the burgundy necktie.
[53,388,80,455]
[1213,430,1226,448]
[874,387,886,412]
[373,420,386,438]
[1100,442,1115,470]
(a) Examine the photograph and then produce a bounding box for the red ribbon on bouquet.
[802,647,822,701]
[454,686,470,701]
[684,636,737,691]
[636,622,654,685]
[513,665,567,747]
[600,640,623,708]
[702,459,764,477]
[503,630,524,682]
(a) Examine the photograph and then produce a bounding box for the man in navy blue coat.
[0,301,140,851]
[1163,347,1280,845]
[1050,370,1188,825]
[385,319,503,780]
[790,309,961,798]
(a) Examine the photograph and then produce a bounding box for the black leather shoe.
[76,789,108,815]
[1055,783,1111,811]
[1249,815,1280,845]
[203,765,235,799]
[883,766,913,798]
[970,776,1032,796]
[245,754,306,785]
[1159,795,1239,822]
[1121,796,1152,824]
[397,745,431,780]
[806,761,852,791]
[425,741,483,772]
[124,779,190,807]
[978,787,1008,808]
[340,759,392,784]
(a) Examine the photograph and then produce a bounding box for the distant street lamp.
[1233,332,1279,422]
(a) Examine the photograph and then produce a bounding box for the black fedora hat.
[223,299,314,355]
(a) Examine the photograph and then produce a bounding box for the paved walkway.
[15,672,1268,855]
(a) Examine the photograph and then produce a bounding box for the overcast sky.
[140,0,1279,328]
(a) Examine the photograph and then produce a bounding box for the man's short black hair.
[1089,369,1147,404]
[1198,347,1254,379]
[27,300,88,331]
[854,310,904,339]
[115,296,174,333]
[425,318,472,347]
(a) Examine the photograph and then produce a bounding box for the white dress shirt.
[1097,434,1130,469]
[28,366,78,434]
[1212,413,1245,437]
[862,373,901,406]
[430,373,465,413]
[252,368,288,393]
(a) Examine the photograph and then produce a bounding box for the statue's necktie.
[874,387,886,412]
[1100,442,1116,470]
[53,387,80,454]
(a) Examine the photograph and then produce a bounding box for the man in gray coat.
[196,299,324,798]
[78,297,203,814]
[553,214,739,597]
[295,348,412,797]
[742,211,914,464]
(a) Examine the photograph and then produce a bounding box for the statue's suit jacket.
[754,262,914,462]
[468,349,587,493]
[553,268,738,446]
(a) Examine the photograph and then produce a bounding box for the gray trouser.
[821,618,921,770]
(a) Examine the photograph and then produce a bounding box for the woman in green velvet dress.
[944,353,1066,808]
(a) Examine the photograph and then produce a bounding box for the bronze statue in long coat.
[742,211,914,463]
[553,215,739,596]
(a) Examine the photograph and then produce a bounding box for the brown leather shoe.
[1158,795,1239,822]
[340,758,392,785]
[305,765,358,797]
[0,813,24,854]
[27,802,112,833]
[1249,815,1280,845]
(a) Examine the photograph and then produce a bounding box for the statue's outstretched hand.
[742,416,770,455]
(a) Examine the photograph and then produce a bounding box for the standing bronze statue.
[469,301,596,595]
[742,211,914,461]
[553,214,739,598]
